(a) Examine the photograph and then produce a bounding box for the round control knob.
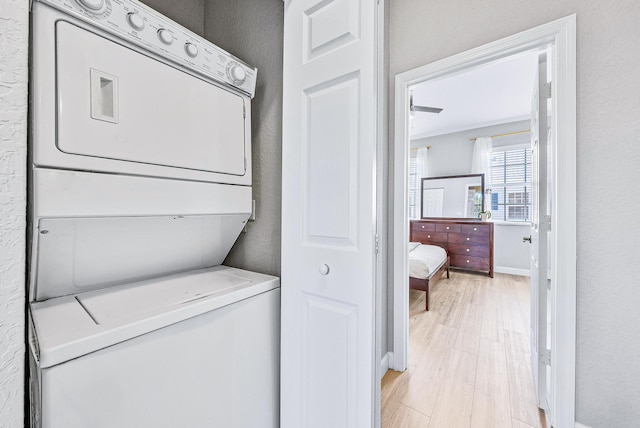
[319,264,330,276]
[228,64,246,84]
[157,29,173,45]
[184,43,198,58]
[127,13,145,31]
[77,0,105,10]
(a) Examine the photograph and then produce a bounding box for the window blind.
[489,147,532,222]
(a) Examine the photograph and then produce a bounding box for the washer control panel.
[37,0,257,97]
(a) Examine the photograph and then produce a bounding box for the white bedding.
[408,243,447,280]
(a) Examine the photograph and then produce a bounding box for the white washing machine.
[28,1,280,427]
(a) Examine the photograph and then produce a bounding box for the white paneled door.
[281,0,379,427]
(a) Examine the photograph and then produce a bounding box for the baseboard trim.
[494,266,530,277]
[380,351,392,377]
[575,423,592,428]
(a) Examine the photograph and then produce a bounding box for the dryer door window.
[55,22,246,177]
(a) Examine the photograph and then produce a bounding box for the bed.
[409,242,450,311]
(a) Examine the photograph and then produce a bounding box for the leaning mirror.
[421,173,485,219]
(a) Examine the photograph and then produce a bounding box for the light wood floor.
[382,271,546,428]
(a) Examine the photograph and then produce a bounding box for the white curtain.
[416,147,429,178]
[414,147,429,218]
[471,136,492,211]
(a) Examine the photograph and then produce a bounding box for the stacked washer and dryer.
[28,0,280,426]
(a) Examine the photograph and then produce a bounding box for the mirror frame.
[420,173,485,220]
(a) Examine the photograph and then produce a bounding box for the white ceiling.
[409,51,539,139]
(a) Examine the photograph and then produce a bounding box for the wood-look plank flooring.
[382,272,546,428]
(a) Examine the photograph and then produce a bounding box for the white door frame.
[391,15,576,427]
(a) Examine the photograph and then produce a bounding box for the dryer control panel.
[36,0,257,97]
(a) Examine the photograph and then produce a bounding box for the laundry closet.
[28,0,279,426]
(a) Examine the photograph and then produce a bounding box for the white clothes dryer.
[29,0,259,296]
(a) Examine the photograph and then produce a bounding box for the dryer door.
[50,21,247,181]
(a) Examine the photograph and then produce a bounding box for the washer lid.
[77,269,251,325]
[30,266,280,368]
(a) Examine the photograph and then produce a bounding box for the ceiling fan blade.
[410,105,443,114]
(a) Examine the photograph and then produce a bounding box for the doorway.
[389,16,576,428]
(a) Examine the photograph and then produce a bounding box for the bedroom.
[386,50,550,426]
[407,51,539,290]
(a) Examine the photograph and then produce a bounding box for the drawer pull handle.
[427,235,431,238]
[466,249,470,252]
[446,226,450,230]
[421,226,425,229]
[473,227,477,231]
[466,260,470,263]
[466,237,470,241]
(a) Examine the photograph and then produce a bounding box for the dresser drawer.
[451,255,490,271]
[436,223,461,233]
[460,224,491,235]
[448,243,490,257]
[448,233,489,245]
[411,222,436,232]
[412,231,448,244]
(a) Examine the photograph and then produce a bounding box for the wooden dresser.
[410,219,494,277]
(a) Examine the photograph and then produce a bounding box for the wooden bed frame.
[409,256,450,311]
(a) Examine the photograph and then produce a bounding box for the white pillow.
[408,242,421,252]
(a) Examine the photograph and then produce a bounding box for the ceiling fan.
[410,92,443,114]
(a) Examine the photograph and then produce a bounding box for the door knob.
[523,235,532,243]
[319,264,330,275]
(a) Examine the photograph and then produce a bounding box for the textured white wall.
[203,0,283,277]
[390,1,640,426]
[0,0,29,426]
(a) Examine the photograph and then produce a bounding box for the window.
[408,157,421,218]
[489,146,532,222]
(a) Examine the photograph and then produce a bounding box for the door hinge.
[541,214,551,232]
[543,81,552,99]
[375,234,380,254]
[540,348,551,366]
